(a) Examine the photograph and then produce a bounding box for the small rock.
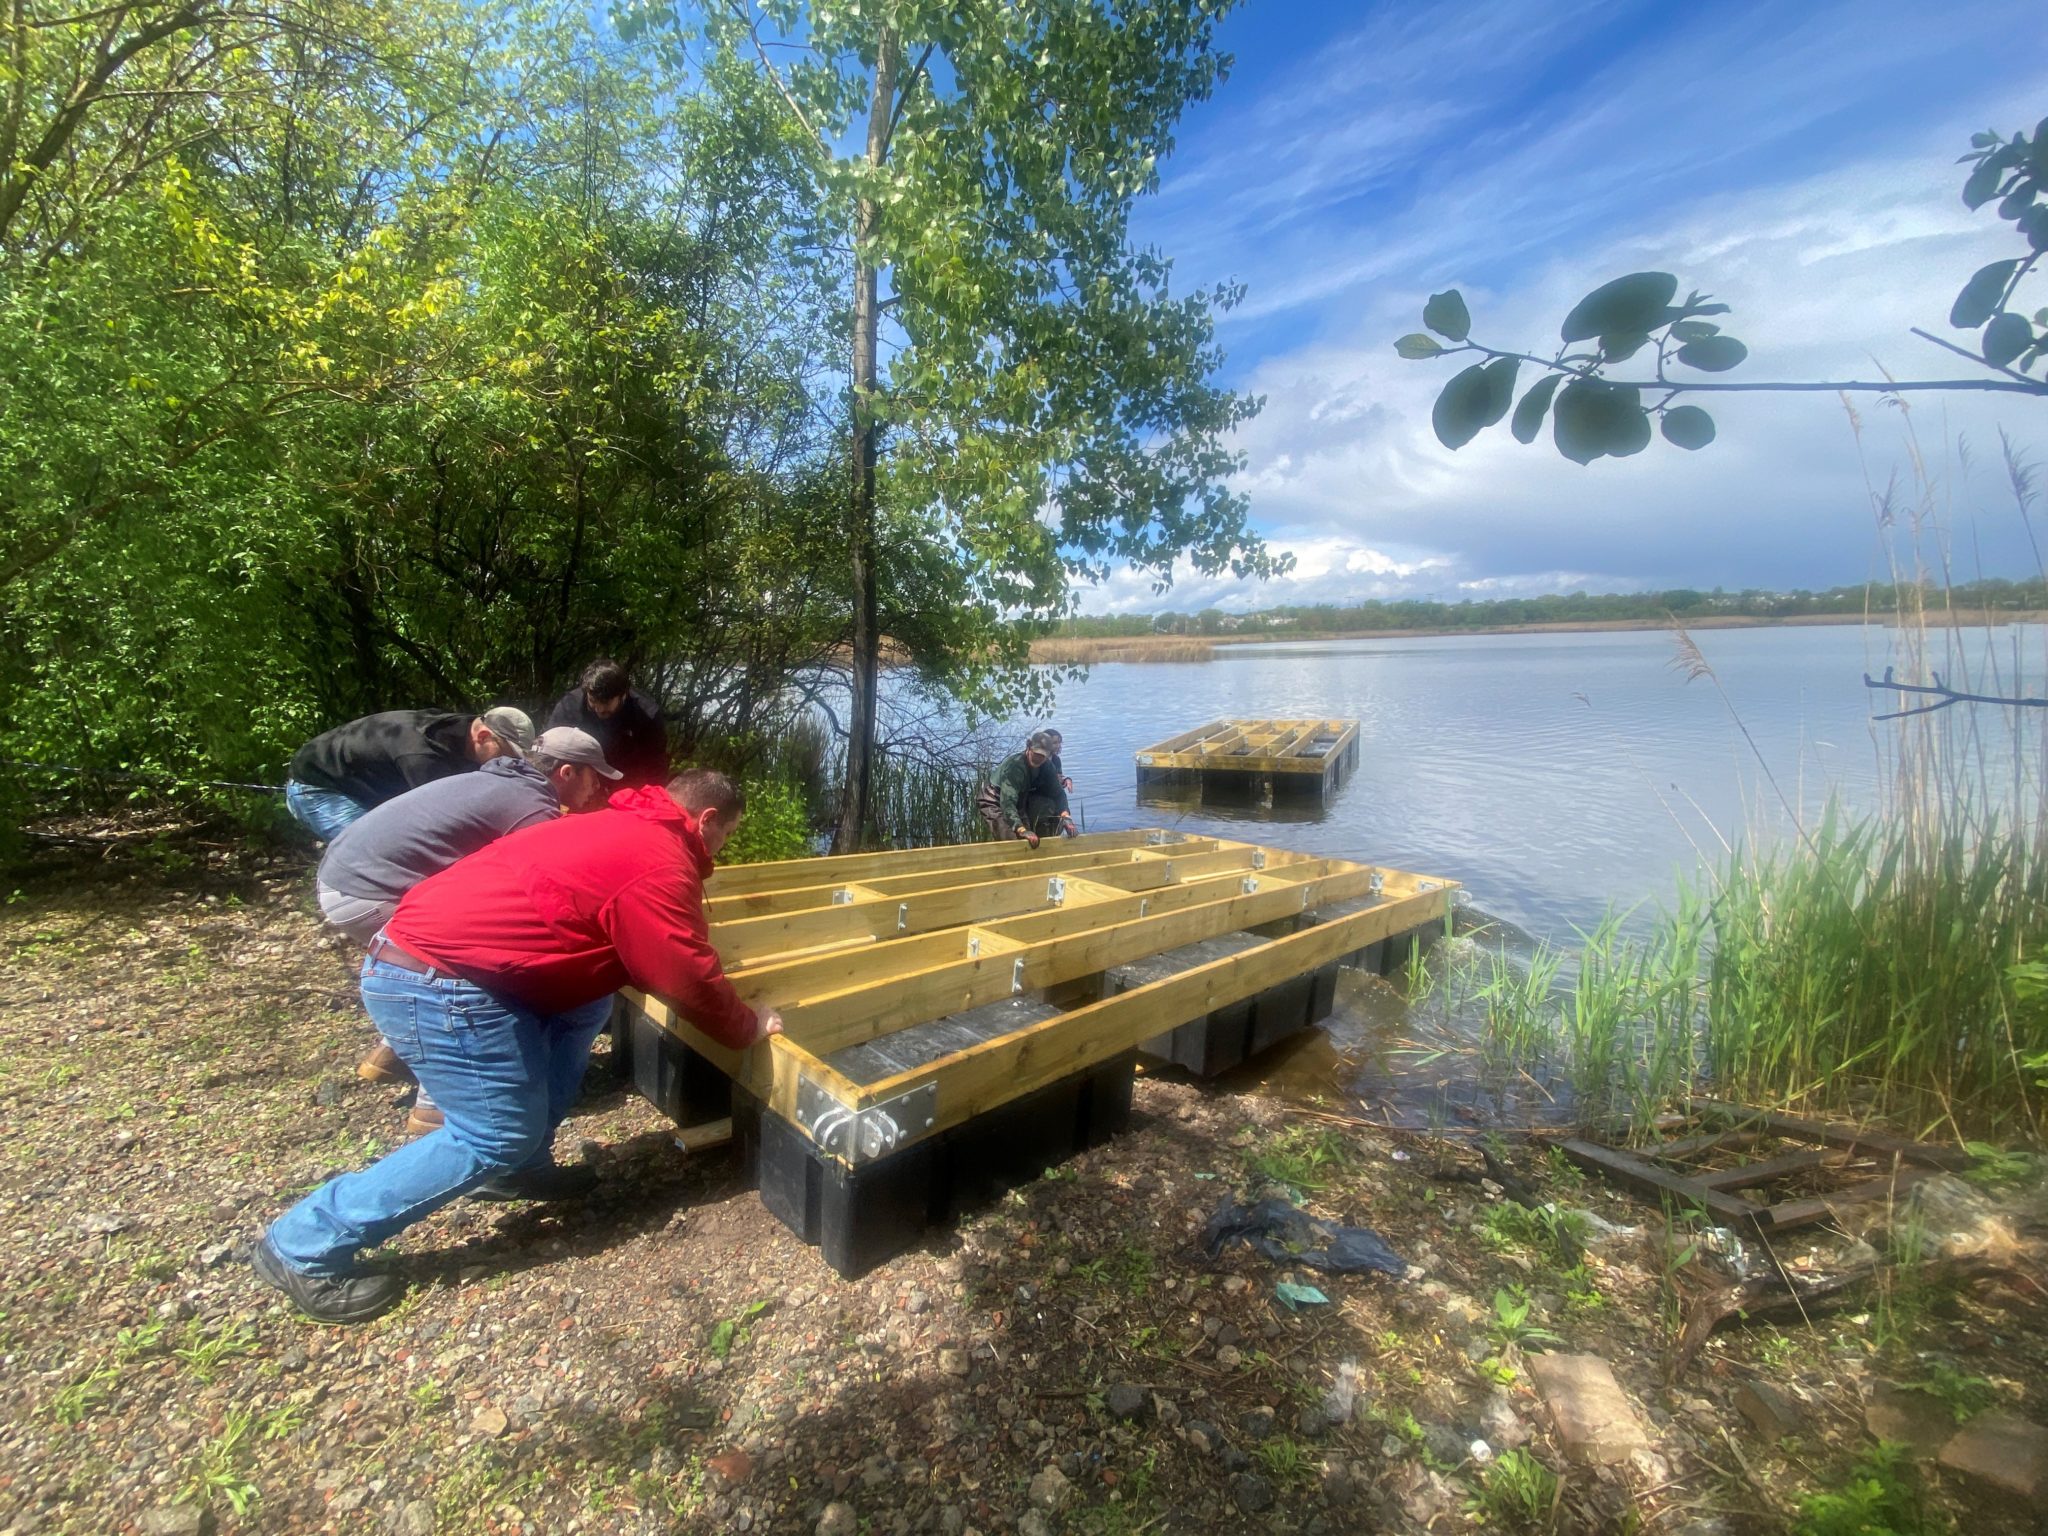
[1026,1466,1069,1512]
[1106,1384,1149,1422]
[1232,1473,1275,1514]
[1938,1412,2048,1507]
[1322,1359,1364,1425]
[329,1487,369,1515]
[938,1347,970,1377]
[470,1406,509,1439]
[392,1498,434,1536]
[1421,1423,1469,1468]
[1864,1384,1956,1459]
[196,1241,233,1268]
[112,1130,139,1152]
[137,1508,204,1536]
[1215,1345,1243,1371]
[904,1289,930,1315]
[1052,1257,1071,1278]
[78,1213,131,1237]
[937,1508,965,1536]
[1183,1420,1223,1455]
[1222,1275,1248,1295]
[1297,1405,1328,1439]
[1479,1389,1530,1451]
[1221,1447,1252,1473]
[1238,1407,1275,1440]
[1215,1322,1243,1348]
[706,1450,754,1492]
[1018,1515,1053,1536]
[1733,1380,1801,1439]
[1527,1354,1651,1466]
[278,1347,306,1372]
[817,1503,858,1536]
[1321,1460,1358,1505]
[314,1080,345,1108]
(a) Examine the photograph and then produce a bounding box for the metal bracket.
[1161,860,1174,882]
[1136,755,1155,767]
[897,902,909,932]
[1418,880,1440,892]
[1011,958,1026,995]
[1145,829,1169,844]
[968,935,981,958]
[831,888,856,905]
[1368,870,1385,898]
[1138,897,1149,919]
[1252,849,1268,869]
[1240,875,1259,895]
[795,1078,938,1166]
[1046,876,1067,905]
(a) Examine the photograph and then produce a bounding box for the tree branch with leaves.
[1395,117,2048,464]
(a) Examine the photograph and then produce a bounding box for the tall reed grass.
[1030,636,1215,664]
[1455,426,2048,1144]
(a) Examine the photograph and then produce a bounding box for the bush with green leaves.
[721,779,814,867]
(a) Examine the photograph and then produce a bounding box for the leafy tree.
[1396,118,2048,464]
[657,0,1282,849]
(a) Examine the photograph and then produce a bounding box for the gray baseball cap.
[532,725,623,780]
[480,706,537,757]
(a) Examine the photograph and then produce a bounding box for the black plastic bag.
[1199,1197,1405,1275]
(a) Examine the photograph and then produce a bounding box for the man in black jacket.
[284,707,536,842]
[547,659,669,787]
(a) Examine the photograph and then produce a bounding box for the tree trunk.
[832,27,898,854]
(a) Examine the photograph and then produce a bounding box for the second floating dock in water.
[1135,717,1361,802]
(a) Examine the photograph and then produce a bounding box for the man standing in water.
[253,769,781,1323]
[975,731,1076,847]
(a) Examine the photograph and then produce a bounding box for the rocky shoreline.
[1,828,2043,1535]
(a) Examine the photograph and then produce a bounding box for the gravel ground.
[2,824,2044,1536]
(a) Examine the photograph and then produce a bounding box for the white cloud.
[1074,3,2048,614]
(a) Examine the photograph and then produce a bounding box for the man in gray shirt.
[316,727,621,1125]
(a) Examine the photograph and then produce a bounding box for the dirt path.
[1,829,2042,1535]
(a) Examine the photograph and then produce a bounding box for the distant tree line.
[1051,578,2048,638]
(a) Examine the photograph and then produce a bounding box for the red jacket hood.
[607,784,715,879]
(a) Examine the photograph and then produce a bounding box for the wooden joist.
[624,830,1457,1168]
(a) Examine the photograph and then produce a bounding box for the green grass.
[1466,1449,1560,1530]
[1793,1443,1947,1536]
[45,1363,119,1425]
[177,1407,260,1516]
[1246,1126,1349,1190]
[1486,1288,1563,1352]
[173,1319,257,1382]
[1479,1202,1590,1266]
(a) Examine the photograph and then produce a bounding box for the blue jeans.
[267,956,613,1276]
[284,779,370,842]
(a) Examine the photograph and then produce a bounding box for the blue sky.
[1079,0,2048,613]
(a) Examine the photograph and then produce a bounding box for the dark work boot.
[250,1236,403,1325]
[469,1164,600,1203]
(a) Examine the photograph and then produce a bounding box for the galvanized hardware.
[831,888,856,905]
[795,1079,938,1166]
[1138,897,1150,918]
[1240,875,1259,895]
[1137,754,1155,767]
[1418,880,1440,892]
[1011,957,1026,995]
[1046,877,1067,905]
[968,935,981,958]
[1252,849,1268,869]
[897,903,909,932]
[1368,870,1385,898]
[1161,860,1175,882]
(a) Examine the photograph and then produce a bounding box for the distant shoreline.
[1029,609,2048,663]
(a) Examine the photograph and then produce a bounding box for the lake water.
[1043,622,2048,945]
[1034,621,2048,1122]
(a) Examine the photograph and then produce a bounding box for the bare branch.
[1864,665,2048,721]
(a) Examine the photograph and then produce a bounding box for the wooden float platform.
[615,829,1452,1274]
[1135,718,1361,802]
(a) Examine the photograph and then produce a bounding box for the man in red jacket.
[254,769,782,1323]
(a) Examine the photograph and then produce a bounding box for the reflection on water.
[1041,624,2048,1125]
